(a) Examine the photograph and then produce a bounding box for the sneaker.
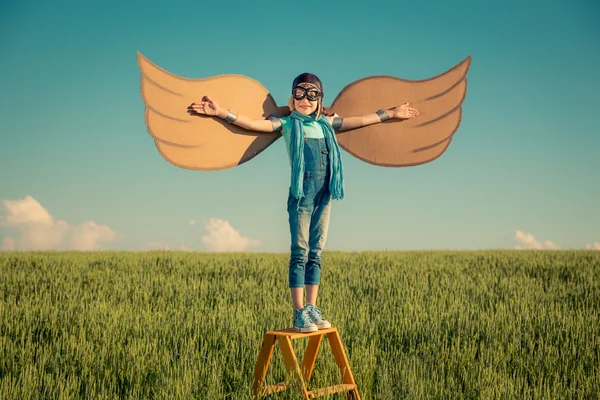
[305,303,331,329]
[293,308,318,333]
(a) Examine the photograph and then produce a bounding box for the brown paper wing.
[330,55,471,167]
[137,51,287,170]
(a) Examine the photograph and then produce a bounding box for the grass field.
[1,251,599,399]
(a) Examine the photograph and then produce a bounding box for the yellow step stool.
[252,326,360,399]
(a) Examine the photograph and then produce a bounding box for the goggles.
[292,86,322,101]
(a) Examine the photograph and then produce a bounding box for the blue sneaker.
[293,308,318,333]
[305,304,331,329]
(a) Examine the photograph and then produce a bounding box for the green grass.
[1,251,599,399]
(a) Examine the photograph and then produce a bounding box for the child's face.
[293,83,320,116]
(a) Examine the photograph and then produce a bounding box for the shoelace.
[308,305,323,318]
[300,310,313,324]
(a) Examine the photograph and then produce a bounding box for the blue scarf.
[289,110,344,200]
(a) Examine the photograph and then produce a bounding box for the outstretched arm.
[332,103,420,131]
[189,96,277,133]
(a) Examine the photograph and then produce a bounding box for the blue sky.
[0,0,598,252]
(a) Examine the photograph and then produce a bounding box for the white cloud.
[70,221,117,251]
[585,242,600,250]
[514,230,560,250]
[201,218,259,252]
[1,196,116,251]
[3,196,53,225]
[1,237,16,251]
[188,219,196,226]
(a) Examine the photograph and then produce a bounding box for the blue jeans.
[287,138,332,288]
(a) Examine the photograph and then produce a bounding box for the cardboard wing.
[137,51,286,171]
[331,56,471,167]
[137,51,471,170]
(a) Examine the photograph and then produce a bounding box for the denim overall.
[287,138,332,288]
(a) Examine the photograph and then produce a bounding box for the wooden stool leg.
[252,334,277,398]
[327,330,361,400]
[277,336,310,400]
[301,334,324,383]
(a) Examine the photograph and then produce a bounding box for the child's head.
[289,73,324,118]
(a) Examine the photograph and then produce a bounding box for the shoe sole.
[316,322,331,329]
[293,325,318,333]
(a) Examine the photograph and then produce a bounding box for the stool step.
[262,382,290,395]
[266,327,337,339]
[261,382,357,398]
[307,384,357,398]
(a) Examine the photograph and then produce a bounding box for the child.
[191,73,419,333]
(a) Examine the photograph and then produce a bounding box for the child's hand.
[390,103,420,119]
[189,96,221,117]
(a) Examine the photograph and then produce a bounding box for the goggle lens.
[292,86,322,101]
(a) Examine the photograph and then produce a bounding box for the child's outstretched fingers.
[403,103,420,118]
[390,103,416,119]
[187,96,219,116]
[188,101,203,115]
[189,101,206,115]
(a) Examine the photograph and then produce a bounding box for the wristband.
[266,114,282,132]
[376,109,390,122]
[332,116,343,130]
[225,110,238,123]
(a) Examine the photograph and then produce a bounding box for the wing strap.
[376,109,390,122]
[332,116,343,130]
[267,114,283,132]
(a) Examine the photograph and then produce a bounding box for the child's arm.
[190,96,278,133]
[330,103,420,131]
